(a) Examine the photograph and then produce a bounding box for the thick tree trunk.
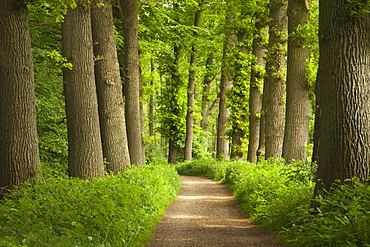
[282,0,310,163]
[120,0,145,166]
[247,16,267,164]
[91,0,130,173]
[62,1,105,179]
[0,0,41,193]
[264,0,287,159]
[314,0,370,193]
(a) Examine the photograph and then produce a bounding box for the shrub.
[282,180,370,247]
[0,164,181,247]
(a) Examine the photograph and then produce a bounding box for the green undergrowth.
[176,159,370,246]
[0,163,181,247]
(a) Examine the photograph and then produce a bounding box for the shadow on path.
[146,176,288,247]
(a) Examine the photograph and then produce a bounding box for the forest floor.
[146,175,288,247]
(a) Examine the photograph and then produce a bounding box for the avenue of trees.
[0,0,369,195]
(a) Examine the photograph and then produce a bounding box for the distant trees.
[0,0,41,193]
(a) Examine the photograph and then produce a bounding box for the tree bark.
[247,14,267,164]
[216,29,234,160]
[120,0,145,166]
[201,53,215,133]
[314,0,370,193]
[62,1,105,179]
[0,0,41,193]
[282,0,310,163]
[264,0,288,159]
[168,45,183,164]
[91,0,130,173]
[184,1,204,161]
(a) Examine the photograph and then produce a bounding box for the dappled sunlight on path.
[146,176,287,247]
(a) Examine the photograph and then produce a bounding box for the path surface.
[146,176,288,247]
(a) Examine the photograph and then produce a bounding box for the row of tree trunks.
[0,0,41,194]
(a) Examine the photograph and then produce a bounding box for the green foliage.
[283,179,370,246]
[0,164,181,247]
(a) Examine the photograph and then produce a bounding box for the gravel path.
[146,176,288,247]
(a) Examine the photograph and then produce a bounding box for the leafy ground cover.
[0,163,181,247]
[176,159,370,246]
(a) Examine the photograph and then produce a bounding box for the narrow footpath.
[146,176,288,247]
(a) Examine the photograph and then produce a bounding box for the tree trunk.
[0,0,41,193]
[201,53,215,133]
[247,15,267,164]
[168,45,183,164]
[314,0,370,193]
[184,1,204,161]
[264,0,288,159]
[216,31,234,160]
[62,1,105,179]
[282,0,310,163]
[120,0,145,166]
[91,0,130,173]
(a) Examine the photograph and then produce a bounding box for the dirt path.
[146,176,288,247]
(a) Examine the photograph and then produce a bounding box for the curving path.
[146,176,288,247]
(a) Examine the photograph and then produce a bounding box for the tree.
[184,0,205,161]
[247,12,267,163]
[263,0,288,159]
[216,19,234,160]
[282,0,310,163]
[119,0,146,166]
[91,0,130,173]
[0,0,41,193]
[313,0,370,192]
[62,1,105,179]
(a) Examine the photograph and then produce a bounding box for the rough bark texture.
[314,0,370,192]
[120,0,145,166]
[62,1,105,179]
[184,2,203,161]
[282,0,310,163]
[0,0,41,192]
[247,16,267,164]
[264,0,287,159]
[91,0,130,173]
